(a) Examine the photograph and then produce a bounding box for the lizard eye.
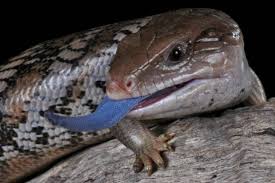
[168,45,184,62]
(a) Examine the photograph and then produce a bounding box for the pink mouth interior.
[132,79,194,110]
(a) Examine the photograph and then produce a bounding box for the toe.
[133,156,144,173]
[146,149,165,168]
[153,132,175,152]
[159,132,176,142]
[140,154,153,176]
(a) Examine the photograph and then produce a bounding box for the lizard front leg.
[111,119,175,175]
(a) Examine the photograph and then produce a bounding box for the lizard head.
[106,9,252,119]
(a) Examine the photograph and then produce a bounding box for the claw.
[152,132,175,152]
[159,132,176,141]
[146,149,165,168]
[133,156,144,173]
[140,154,153,176]
[113,120,176,175]
[134,132,175,175]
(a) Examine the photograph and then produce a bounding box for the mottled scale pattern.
[0,16,152,182]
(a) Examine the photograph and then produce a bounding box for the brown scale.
[4,72,42,124]
[0,131,113,183]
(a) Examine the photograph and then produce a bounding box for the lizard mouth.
[132,79,195,110]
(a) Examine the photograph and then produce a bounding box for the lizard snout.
[106,76,135,100]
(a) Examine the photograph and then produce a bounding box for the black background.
[0,1,274,98]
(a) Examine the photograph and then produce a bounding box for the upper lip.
[132,79,195,110]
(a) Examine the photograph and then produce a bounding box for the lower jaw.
[127,79,205,119]
[131,79,196,111]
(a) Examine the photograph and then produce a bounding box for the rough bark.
[28,98,275,183]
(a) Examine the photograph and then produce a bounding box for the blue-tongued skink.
[0,8,266,182]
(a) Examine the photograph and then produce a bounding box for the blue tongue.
[44,96,147,132]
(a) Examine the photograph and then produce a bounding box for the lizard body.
[0,9,266,182]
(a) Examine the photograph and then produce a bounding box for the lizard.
[0,8,266,183]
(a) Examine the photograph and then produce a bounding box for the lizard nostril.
[125,77,136,91]
[126,80,132,88]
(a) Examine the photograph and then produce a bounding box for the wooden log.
[28,98,275,183]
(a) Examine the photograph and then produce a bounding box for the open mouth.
[132,79,195,110]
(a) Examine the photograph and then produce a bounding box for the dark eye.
[168,45,184,62]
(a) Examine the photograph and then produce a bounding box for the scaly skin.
[0,9,266,182]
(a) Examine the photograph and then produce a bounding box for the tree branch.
[28,98,275,183]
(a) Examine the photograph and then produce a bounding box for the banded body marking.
[0,16,152,182]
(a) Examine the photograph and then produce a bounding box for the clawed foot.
[112,119,176,176]
[132,132,175,175]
